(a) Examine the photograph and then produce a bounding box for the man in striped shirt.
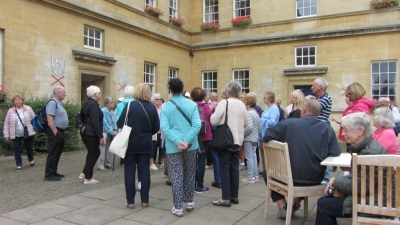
[311,77,332,122]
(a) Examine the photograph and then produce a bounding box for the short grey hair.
[86,85,101,98]
[305,95,316,100]
[225,80,242,98]
[104,96,114,106]
[341,112,372,138]
[124,85,135,98]
[152,93,161,103]
[314,77,328,91]
[373,107,395,128]
[378,97,390,103]
[53,86,64,95]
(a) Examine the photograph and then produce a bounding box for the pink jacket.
[3,105,36,139]
[196,102,212,141]
[338,97,375,141]
[373,128,399,155]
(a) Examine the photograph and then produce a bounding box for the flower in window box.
[144,6,163,18]
[371,0,398,9]
[169,17,185,27]
[200,22,220,32]
[231,16,252,27]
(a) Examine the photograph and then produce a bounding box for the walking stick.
[112,153,115,171]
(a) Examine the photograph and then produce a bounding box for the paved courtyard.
[0,150,350,225]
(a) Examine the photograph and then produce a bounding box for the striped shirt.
[317,92,332,122]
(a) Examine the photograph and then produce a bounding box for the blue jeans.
[212,151,221,183]
[124,154,151,205]
[12,136,34,167]
[244,141,257,178]
[196,141,209,188]
[323,169,330,182]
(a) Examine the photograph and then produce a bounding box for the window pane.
[310,56,315,65]
[296,48,302,56]
[303,57,309,65]
[84,37,88,45]
[95,40,100,48]
[380,73,388,84]
[297,0,303,8]
[303,48,309,55]
[311,6,317,15]
[89,38,94,46]
[380,63,388,72]
[310,47,315,55]
[372,74,379,84]
[89,29,94,37]
[372,63,379,73]
[389,62,396,72]
[389,73,396,83]
[297,57,302,65]
[304,0,310,7]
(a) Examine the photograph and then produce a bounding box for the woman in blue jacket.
[160,78,201,217]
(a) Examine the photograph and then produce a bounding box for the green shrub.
[0,91,83,155]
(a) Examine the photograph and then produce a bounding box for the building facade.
[0,0,398,119]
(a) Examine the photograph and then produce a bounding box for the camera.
[326,188,334,197]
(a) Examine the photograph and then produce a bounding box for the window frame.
[232,69,250,93]
[203,0,219,23]
[169,0,178,17]
[169,67,178,80]
[84,26,103,51]
[295,45,317,67]
[202,71,218,96]
[371,60,398,102]
[145,0,156,7]
[144,62,156,93]
[296,0,317,18]
[233,0,251,18]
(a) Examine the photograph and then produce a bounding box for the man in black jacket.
[263,99,341,219]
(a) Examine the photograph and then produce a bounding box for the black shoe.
[194,186,209,194]
[166,181,172,186]
[44,175,61,181]
[212,200,231,207]
[54,173,65,178]
[211,182,222,188]
[332,166,337,172]
[230,198,239,204]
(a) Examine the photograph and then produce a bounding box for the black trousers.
[315,196,351,225]
[81,134,101,180]
[45,128,65,177]
[218,150,239,200]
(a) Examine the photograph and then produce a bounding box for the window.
[234,0,250,17]
[296,0,317,18]
[295,46,316,66]
[145,0,156,7]
[202,71,217,96]
[233,69,249,93]
[169,68,178,80]
[169,0,178,17]
[203,0,219,22]
[144,63,156,93]
[84,26,102,51]
[371,61,397,101]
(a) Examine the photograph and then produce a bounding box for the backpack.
[198,103,207,134]
[31,99,57,133]
[75,110,84,129]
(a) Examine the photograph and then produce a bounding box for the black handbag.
[210,100,234,153]
[15,109,30,139]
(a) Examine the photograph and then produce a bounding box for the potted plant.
[169,17,185,27]
[200,22,220,32]
[231,16,252,27]
[144,6,163,18]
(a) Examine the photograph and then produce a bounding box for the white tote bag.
[109,102,132,159]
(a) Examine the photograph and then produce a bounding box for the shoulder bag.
[15,108,30,139]
[109,101,132,159]
[210,100,234,153]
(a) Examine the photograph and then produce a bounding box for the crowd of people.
[2,77,399,222]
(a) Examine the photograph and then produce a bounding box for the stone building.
[0,0,398,121]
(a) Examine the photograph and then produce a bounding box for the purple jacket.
[196,102,212,141]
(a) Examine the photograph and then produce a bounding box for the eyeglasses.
[239,97,244,99]
[155,99,162,101]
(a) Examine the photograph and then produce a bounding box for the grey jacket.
[244,108,260,144]
[334,138,387,215]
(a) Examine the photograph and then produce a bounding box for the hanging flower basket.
[231,16,252,27]
[144,6,163,18]
[169,17,185,27]
[200,22,220,32]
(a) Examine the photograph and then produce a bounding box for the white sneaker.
[160,163,165,169]
[241,176,255,183]
[254,176,259,182]
[150,164,158,171]
[137,181,141,190]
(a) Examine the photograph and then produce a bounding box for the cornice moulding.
[72,50,117,65]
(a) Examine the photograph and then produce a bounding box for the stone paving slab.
[30,218,77,225]
[123,207,180,225]
[52,195,102,208]
[0,217,27,225]
[105,218,148,225]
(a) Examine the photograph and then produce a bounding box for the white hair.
[373,107,395,128]
[378,97,390,103]
[152,93,161,103]
[341,112,372,138]
[314,77,328,91]
[86,85,101,98]
[124,85,135,98]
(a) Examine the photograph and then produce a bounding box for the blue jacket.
[116,97,135,120]
[259,104,280,144]
[160,95,201,154]
[101,107,117,137]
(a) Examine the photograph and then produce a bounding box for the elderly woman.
[150,93,163,171]
[315,112,387,225]
[3,95,36,171]
[211,81,248,207]
[259,91,280,144]
[372,107,399,154]
[97,96,117,172]
[117,83,159,209]
[287,89,305,118]
[160,78,201,217]
[378,97,400,136]
[79,85,104,184]
[191,87,212,194]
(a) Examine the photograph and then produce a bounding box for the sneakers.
[98,167,108,172]
[321,180,328,185]
[277,206,287,219]
[254,176,259,182]
[194,186,209,194]
[15,166,22,171]
[150,164,158,171]
[160,163,165,169]
[83,178,100,185]
[186,202,195,211]
[137,182,141,190]
[241,176,255,184]
[171,207,183,217]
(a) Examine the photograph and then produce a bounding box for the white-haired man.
[378,97,400,136]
